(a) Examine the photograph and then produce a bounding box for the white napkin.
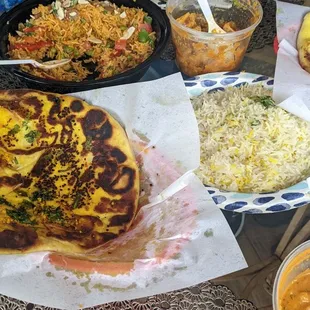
[273,2,310,122]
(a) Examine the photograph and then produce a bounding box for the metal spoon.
[197,0,226,34]
[0,59,71,70]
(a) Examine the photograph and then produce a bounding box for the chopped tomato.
[112,50,122,57]
[12,41,53,51]
[138,23,152,33]
[23,26,40,33]
[114,39,127,51]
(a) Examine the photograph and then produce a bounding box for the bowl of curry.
[273,240,310,310]
[166,0,263,77]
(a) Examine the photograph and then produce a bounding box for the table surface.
[0,1,303,308]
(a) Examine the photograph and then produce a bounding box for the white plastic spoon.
[0,59,71,70]
[197,0,226,34]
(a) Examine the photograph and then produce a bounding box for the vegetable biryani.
[8,0,156,81]
[193,85,310,193]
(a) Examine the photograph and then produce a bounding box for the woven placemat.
[0,282,258,310]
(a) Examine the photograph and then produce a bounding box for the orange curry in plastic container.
[166,0,263,76]
[273,240,310,310]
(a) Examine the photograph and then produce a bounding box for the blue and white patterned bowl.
[185,71,310,214]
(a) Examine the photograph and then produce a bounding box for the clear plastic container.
[273,240,310,310]
[166,0,263,76]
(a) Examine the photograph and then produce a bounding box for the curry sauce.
[280,268,310,310]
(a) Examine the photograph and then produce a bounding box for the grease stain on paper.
[204,229,214,237]
[92,283,137,293]
[80,279,91,293]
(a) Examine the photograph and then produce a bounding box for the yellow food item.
[0,90,139,254]
[280,269,310,310]
[8,0,155,81]
[297,12,310,73]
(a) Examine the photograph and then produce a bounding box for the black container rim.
[0,0,170,89]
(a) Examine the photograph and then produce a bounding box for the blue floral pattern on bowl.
[185,72,310,214]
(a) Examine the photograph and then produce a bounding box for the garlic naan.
[0,90,139,254]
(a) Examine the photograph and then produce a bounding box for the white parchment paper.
[0,73,246,309]
[274,0,310,112]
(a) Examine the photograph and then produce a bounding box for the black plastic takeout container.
[0,0,170,93]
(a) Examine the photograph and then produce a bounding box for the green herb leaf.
[81,17,86,24]
[64,45,74,54]
[73,48,80,57]
[120,25,127,31]
[250,119,261,126]
[6,207,37,225]
[73,193,82,209]
[143,15,152,24]
[8,124,20,135]
[25,130,40,143]
[13,157,18,165]
[25,22,33,28]
[43,206,64,223]
[84,135,92,151]
[43,153,53,160]
[251,95,275,108]
[85,49,94,57]
[22,113,31,129]
[148,39,155,48]
[20,199,35,209]
[31,190,54,202]
[106,39,115,48]
[50,47,57,55]
[0,197,13,207]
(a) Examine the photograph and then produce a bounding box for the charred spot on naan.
[0,90,139,254]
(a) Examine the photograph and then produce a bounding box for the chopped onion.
[88,36,102,44]
[54,0,61,10]
[62,0,72,8]
[120,11,126,18]
[57,7,65,20]
[16,30,24,36]
[120,26,135,40]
